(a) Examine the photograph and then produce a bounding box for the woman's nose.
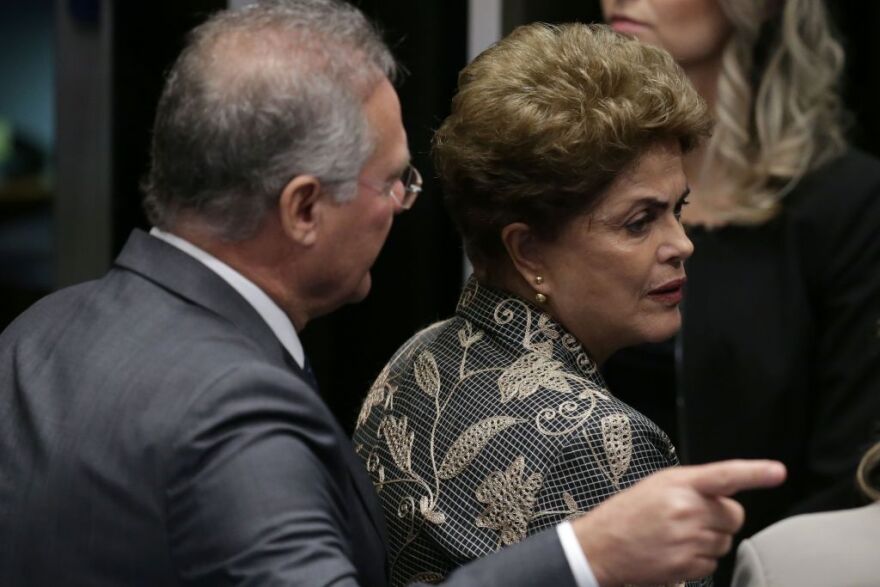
[658,219,694,265]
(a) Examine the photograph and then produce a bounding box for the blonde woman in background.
[732,441,880,587]
[599,0,880,583]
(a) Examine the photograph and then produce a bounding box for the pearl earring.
[534,276,547,303]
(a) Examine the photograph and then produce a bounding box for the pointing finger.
[680,460,786,497]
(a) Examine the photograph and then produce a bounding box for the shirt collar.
[149,227,304,368]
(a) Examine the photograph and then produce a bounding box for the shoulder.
[174,358,335,446]
[1,278,101,339]
[392,317,459,360]
[734,504,880,587]
[796,148,880,191]
[168,358,345,487]
[783,148,880,286]
[378,315,478,393]
[7,264,323,430]
[0,271,259,395]
[787,147,880,221]
[137,321,334,461]
[748,502,880,546]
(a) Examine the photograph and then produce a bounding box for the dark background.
[2,0,879,434]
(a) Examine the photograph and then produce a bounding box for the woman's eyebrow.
[617,188,690,217]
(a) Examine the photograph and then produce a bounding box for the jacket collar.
[115,229,389,551]
[455,276,601,380]
[114,229,312,383]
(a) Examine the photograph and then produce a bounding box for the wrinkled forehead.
[595,141,687,210]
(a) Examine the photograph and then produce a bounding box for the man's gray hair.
[142,0,397,240]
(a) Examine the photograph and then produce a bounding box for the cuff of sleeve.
[557,520,600,587]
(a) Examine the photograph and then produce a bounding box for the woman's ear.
[500,222,546,285]
[279,175,322,247]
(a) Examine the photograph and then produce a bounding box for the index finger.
[678,460,786,497]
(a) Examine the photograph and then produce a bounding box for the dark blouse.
[354,278,707,586]
[604,148,880,584]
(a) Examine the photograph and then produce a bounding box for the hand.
[571,459,786,587]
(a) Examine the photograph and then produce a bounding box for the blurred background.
[2,0,879,433]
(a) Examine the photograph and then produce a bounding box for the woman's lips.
[609,16,651,34]
[647,278,686,305]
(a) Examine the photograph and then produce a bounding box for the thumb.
[679,459,786,497]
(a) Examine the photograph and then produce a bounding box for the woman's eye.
[625,212,654,235]
[673,197,690,220]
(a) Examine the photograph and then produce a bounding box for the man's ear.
[500,222,546,284]
[279,175,322,247]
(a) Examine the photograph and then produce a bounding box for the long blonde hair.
[701,0,847,224]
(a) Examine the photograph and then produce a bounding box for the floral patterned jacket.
[353,278,705,586]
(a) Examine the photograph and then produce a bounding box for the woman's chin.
[638,312,682,344]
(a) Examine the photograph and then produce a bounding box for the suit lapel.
[115,230,291,369]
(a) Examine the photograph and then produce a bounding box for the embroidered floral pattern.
[534,313,561,342]
[419,496,447,525]
[407,572,445,584]
[560,491,587,521]
[413,351,441,398]
[352,277,688,586]
[437,416,522,480]
[561,333,598,375]
[457,321,484,348]
[357,364,390,428]
[475,456,543,545]
[601,413,633,486]
[379,415,415,474]
[497,352,572,402]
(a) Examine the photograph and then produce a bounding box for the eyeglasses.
[360,164,423,210]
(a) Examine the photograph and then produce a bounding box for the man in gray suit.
[0,1,785,585]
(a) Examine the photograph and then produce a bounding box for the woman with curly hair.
[601,0,880,582]
[354,22,717,586]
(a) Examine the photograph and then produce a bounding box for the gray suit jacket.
[732,502,880,587]
[0,229,574,587]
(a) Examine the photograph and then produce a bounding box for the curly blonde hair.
[434,23,712,269]
[702,0,847,224]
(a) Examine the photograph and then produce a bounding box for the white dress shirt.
[558,519,599,587]
[148,227,597,587]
